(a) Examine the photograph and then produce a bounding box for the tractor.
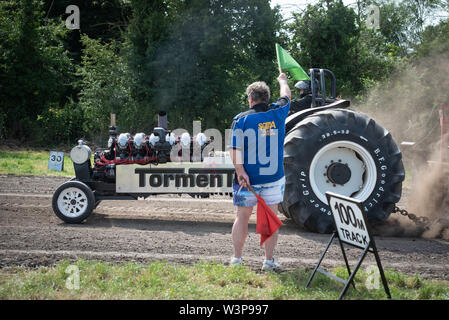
[52,68,405,233]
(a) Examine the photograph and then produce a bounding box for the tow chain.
[392,206,431,230]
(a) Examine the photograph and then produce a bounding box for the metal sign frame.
[305,192,391,300]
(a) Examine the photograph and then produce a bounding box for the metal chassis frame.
[81,180,232,201]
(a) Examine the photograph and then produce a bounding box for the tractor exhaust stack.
[158,111,167,130]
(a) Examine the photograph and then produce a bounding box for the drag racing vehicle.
[52,69,405,233]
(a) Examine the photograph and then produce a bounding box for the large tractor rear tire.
[282,109,405,233]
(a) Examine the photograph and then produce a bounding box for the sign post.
[305,192,391,300]
[48,151,64,172]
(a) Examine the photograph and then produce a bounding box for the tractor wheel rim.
[309,140,377,204]
[57,187,88,218]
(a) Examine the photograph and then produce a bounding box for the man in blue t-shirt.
[228,73,291,271]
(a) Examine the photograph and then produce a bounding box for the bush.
[36,101,85,146]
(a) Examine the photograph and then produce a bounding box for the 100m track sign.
[326,192,371,249]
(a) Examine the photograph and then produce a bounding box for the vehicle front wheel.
[52,181,95,223]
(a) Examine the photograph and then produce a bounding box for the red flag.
[250,187,283,247]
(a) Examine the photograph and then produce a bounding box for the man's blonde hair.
[246,81,270,104]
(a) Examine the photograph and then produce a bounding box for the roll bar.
[309,68,337,107]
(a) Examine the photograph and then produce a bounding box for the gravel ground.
[0,174,448,280]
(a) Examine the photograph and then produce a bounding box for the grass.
[0,260,448,300]
[0,150,76,177]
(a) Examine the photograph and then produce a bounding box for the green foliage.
[367,0,447,52]
[356,14,449,142]
[0,0,74,140]
[404,0,444,43]
[285,0,448,98]
[375,0,412,56]
[42,0,132,63]
[36,100,85,145]
[286,0,411,98]
[287,0,362,97]
[76,35,140,143]
[1,259,448,299]
[415,19,449,57]
[0,0,447,146]
[124,0,284,133]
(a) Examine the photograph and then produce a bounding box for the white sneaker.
[262,258,281,272]
[230,257,244,267]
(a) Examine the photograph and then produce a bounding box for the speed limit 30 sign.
[48,151,64,172]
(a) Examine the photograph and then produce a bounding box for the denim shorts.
[232,176,285,207]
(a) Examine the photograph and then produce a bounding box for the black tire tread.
[52,181,95,224]
[282,109,405,233]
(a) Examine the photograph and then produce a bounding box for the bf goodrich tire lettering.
[282,109,405,233]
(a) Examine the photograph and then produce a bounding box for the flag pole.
[275,44,282,74]
[238,176,258,197]
[248,185,258,198]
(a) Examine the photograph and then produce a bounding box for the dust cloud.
[384,148,449,240]
[355,52,449,239]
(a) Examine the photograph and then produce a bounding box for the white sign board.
[48,151,64,172]
[116,159,235,194]
[326,192,370,249]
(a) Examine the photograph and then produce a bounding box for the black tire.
[283,109,405,233]
[52,181,95,223]
[278,202,290,219]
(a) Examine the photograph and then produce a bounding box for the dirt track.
[0,175,448,280]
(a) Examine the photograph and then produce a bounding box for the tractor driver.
[289,80,313,114]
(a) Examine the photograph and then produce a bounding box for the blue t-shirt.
[229,97,290,185]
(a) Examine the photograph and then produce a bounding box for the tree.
[287,0,361,96]
[415,18,449,57]
[42,0,132,63]
[352,1,411,92]
[365,0,449,52]
[125,0,176,130]
[75,35,144,144]
[406,0,443,43]
[126,0,283,133]
[357,17,449,155]
[0,0,73,140]
[285,0,441,97]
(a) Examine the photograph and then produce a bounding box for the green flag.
[276,44,310,81]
